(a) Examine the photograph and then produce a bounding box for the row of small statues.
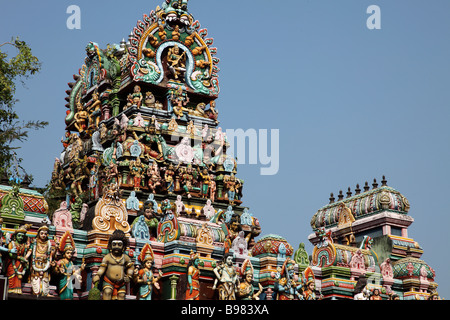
[53,154,242,208]
[72,84,218,136]
[1,225,440,300]
[0,224,313,300]
[0,224,80,298]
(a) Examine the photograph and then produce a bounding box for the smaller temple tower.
[307,177,438,300]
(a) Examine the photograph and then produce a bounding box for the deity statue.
[164,163,179,195]
[274,258,302,300]
[27,225,56,297]
[87,90,102,129]
[129,157,146,191]
[186,250,201,300]
[198,166,211,198]
[213,252,239,300]
[209,174,216,202]
[89,162,99,200]
[92,230,135,300]
[224,214,242,254]
[224,173,241,205]
[167,45,186,80]
[74,99,89,133]
[237,259,263,300]
[171,24,180,41]
[6,224,31,294]
[181,164,194,198]
[147,161,162,193]
[132,85,143,109]
[105,159,119,185]
[134,243,162,300]
[55,231,85,300]
[301,267,320,300]
[133,121,164,161]
[170,87,189,119]
[61,131,71,149]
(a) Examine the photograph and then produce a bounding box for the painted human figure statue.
[186,250,201,300]
[6,224,30,294]
[238,259,263,300]
[167,45,186,80]
[0,218,17,274]
[301,267,320,300]
[164,163,179,195]
[274,258,301,300]
[134,243,162,300]
[213,253,239,300]
[198,166,211,198]
[209,174,216,202]
[129,157,145,191]
[55,231,85,300]
[147,161,162,193]
[27,225,56,297]
[370,288,382,300]
[92,230,134,300]
[132,85,143,109]
[224,173,240,205]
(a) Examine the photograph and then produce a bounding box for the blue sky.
[1,0,449,298]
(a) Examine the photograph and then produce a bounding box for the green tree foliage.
[0,37,48,182]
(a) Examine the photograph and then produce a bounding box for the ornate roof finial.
[364,181,370,192]
[346,187,352,198]
[372,178,378,189]
[355,184,361,195]
[329,193,335,204]
[381,175,387,186]
[338,190,344,201]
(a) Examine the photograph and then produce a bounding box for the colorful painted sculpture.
[238,259,263,300]
[132,85,143,109]
[167,45,186,80]
[27,224,56,297]
[129,157,145,191]
[6,224,30,294]
[134,243,162,300]
[55,231,85,300]
[224,173,240,205]
[147,161,162,193]
[186,250,201,300]
[92,230,134,300]
[274,258,301,300]
[213,252,239,300]
[301,267,320,300]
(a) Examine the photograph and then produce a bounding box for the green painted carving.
[0,186,25,221]
[294,242,310,267]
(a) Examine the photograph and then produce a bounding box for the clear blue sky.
[1,0,449,298]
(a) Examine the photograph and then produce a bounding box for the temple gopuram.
[0,1,442,301]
